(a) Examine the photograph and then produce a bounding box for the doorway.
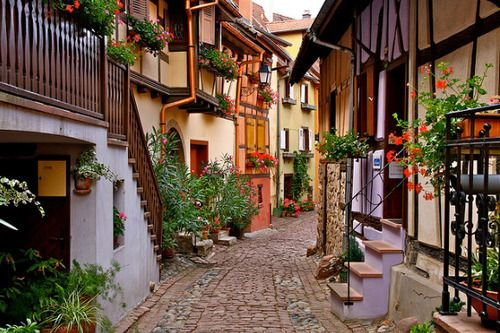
[190,140,208,176]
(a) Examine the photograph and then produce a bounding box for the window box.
[282,97,297,105]
[301,103,317,111]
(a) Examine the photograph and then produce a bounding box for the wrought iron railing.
[441,104,500,329]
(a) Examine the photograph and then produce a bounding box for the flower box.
[458,113,500,139]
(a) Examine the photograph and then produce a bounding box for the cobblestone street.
[116,211,352,332]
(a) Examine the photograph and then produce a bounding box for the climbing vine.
[291,152,311,202]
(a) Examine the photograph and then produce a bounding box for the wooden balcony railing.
[0,0,105,119]
[107,59,129,140]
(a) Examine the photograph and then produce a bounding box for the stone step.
[328,282,363,301]
[347,262,383,278]
[195,239,213,257]
[364,240,403,254]
[217,235,237,246]
[381,218,403,230]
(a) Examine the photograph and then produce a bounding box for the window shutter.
[299,128,304,151]
[289,84,294,100]
[280,130,286,149]
[199,4,215,45]
[301,84,307,104]
[309,130,313,151]
[129,0,149,20]
[257,120,266,153]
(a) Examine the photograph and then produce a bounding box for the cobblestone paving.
[117,211,353,332]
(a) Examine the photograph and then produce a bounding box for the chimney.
[239,0,253,22]
[302,10,311,19]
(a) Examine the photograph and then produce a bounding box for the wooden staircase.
[327,218,404,320]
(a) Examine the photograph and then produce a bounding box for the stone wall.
[316,161,346,256]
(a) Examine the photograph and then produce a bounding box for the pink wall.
[247,175,271,232]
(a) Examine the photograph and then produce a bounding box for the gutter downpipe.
[234,53,264,168]
[309,31,355,305]
[160,0,219,134]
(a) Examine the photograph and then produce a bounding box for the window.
[257,184,263,204]
[168,0,188,50]
[301,83,308,104]
[280,128,289,151]
[190,140,208,176]
[285,79,295,100]
[199,1,215,45]
[299,128,313,151]
[129,0,149,20]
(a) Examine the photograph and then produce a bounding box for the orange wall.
[247,175,271,232]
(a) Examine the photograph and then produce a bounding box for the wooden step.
[347,262,383,278]
[128,158,136,165]
[140,200,147,207]
[132,173,140,180]
[144,211,151,219]
[327,283,363,301]
[154,245,160,252]
[136,187,144,194]
[364,240,403,254]
[156,255,162,262]
[148,224,154,231]
[381,218,403,230]
[151,234,157,241]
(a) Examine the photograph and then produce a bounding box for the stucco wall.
[0,100,159,324]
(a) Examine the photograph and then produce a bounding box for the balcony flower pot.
[458,113,500,138]
[74,176,92,194]
[470,285,499,324]
[42,323,96,333]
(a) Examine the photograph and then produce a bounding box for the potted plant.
[127,15,173,55]
[469,247,499,323]
[388,62,493,200]
[107,40,140,66]
[282,198,301,218]
[72,148,117,194]
[0,318,40,332]
[317,130,369,161]
[216,94,236,117]
[113,207,126,248]
[198,46,238,81]
[257,86,278,109]
[41,289,99,333]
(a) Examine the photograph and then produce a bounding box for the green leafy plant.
[72,147,117,182]
[107,40,140,66]
[410,321,434,333]
[0,177,45,230]
[216,94,236,117]
[258,86,278,105]
[128,15,173,55]
[388,62,493,200]
[342,236,364,262]
[435,299,464,314]
[53,0,124,37]
[113,207,126,238]
[0,319,40,333]
[282,198,300,217]
[317,131,369,160]
[291,152,311,202]
[198,46,238,81]
[42,289,99,333]
[471,247,499,291]
[300,199,315,212]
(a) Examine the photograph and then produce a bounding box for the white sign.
[388,162,404,179]
[373,151,382,170]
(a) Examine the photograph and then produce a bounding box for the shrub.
[317,131,369,160]
[107,40,140,66]
[216,94,236,117]
[291,152,311,202]
[198,46,238,81]
[128,15,173,55]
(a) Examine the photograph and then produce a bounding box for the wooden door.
[190,141,208,176]
[284,174,293,200]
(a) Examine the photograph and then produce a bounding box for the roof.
[272,13,294,22]
[266,17,314,34]
[290,0,369,83]
[252,2,269,28]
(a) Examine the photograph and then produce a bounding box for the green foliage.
[317,131,369,160]
[300,199,315,212]
[216,94,236,117]
[199,46,238,81]
[0,319,40,333]
[113,207,126,238]
[342,236,364,262]
[72,147,117,182]
[472,247,499,291]
[53,0,123,37]
[0,177,45,230]
[127,15,173,55]
[42,289,99,333]
[291,152,311,202]
[107,40,140,66]
[435,299,464,314]
[410,321,434,333]
[393,62,492,193]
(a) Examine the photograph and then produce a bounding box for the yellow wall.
[274,31,305,59]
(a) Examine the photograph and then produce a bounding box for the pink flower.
[119,212,127,220]
[294,212,300,217]
[162,138,168,144]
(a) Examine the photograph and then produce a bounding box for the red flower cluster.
[216,94,236,117]
[247,152,277,169]
[283,198,301,217]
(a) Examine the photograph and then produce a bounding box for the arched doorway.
[167,128,185,164]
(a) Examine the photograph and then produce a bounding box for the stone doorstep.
[194,239,213,257]
[434,310,496,333]
[217,235,237,246]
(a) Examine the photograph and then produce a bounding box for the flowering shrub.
[55,0,124,37]
[128,15,173,55]
[107,40,140,65]
[216,94,236,117]
[246,152,277,169]
[387,62,493,200]
[113,207,126,238]
[283,198,301,217]
[198,47,238,81]
[258,86,278,105]
[300,200,315,211]
[317,131,369,160]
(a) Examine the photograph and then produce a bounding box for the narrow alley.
[116,212,352,333]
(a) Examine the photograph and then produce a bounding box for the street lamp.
[259,61,272,85]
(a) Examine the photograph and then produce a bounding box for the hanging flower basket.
[198,46,238,81]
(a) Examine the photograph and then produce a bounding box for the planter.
[201,230,209,240]
[74,176,92,194]
[458,114,500,138]
[470,285,499,323]
[162,247,175,259]
[42,323,96,333]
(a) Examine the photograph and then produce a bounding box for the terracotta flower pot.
[458,114,500,139]
[162,247,175,259]
[202,230,208,240]
[74,176,92,194]
[42,323,96,333]
[470,285,499,323]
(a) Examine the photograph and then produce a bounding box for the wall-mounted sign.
[38,160,67,197]
[373,151,382,170]
[388,162,404,179]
